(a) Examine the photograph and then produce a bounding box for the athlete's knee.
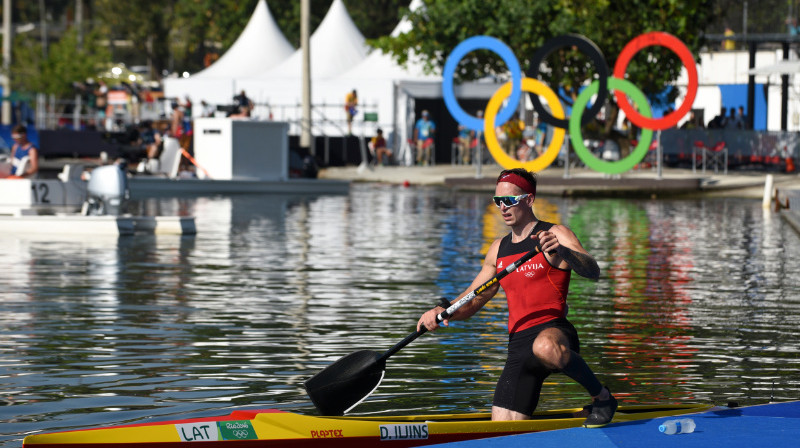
[532,336,569,369]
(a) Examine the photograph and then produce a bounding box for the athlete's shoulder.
[487,237,504,253]
[484,237,504,261]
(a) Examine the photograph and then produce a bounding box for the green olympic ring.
[569,78,653,175]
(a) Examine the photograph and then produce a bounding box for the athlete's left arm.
[536,225,600,280]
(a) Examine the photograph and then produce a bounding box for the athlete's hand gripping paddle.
[304,247,542,416]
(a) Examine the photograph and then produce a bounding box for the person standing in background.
[414,110,436,165]
[500,112,524,158]
[457,123,472,165]
[736,106,748,129]
[723,26,735,50]
[94,80,109,130]
[171,102,185,138]
[345,89,358,135]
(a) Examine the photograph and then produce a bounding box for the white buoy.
[763,174,774,209]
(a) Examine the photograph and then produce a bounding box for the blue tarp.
[430,400,800,448]
[718,84,767,130]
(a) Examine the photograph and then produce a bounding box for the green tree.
[11,27,110,97]
[708,0,796,35]
[377,0,713,90]
[5,0,417,86]
[374,0,714,129]
[93,0,174,79]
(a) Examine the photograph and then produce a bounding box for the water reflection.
[1,186,800,446]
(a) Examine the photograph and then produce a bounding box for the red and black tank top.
[496,220,571,334]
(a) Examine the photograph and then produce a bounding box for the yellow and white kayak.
[22,403,712,447]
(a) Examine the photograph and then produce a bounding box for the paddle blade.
[304,350,386,416]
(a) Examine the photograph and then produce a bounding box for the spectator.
[183,96,193,132]
[500,112,524,157]
[140,120,163,160]
[414,110,436,165]
[723,26,735,51]
[6,125,39,179]
[680,111,699,129]
[345,89,358,135]
[736,106,748,129]
[233,90,254,117]
[370,128,393,165]
[724,107,738,129]
[532,116,548,156]
[171,102,185,137]
[94,79,109,130]
[707,107,727,129]
[457,123,472,164]
[786,17,799,35]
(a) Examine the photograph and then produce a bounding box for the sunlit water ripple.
[1,183,799,445]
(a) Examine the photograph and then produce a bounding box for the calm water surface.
[2,183,800,445]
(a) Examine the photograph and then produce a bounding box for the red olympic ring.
[613,31,698,130]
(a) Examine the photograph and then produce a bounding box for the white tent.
[747,60,800,76]
[163,0,294,114]
[335,0,432,82]
[239,0,438,138]
[195,0,293,79]
[261,0,368,80]
[237,0,371,133]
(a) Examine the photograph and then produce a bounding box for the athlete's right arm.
[417,239,501,332]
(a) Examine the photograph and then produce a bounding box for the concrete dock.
[319,163,800,199]
[320,163,800,237]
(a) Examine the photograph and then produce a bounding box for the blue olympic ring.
[442,36,523,132]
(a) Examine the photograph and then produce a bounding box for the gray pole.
[76,0,83,48]
[300,0,312,152]
[2,0,11,124]
[743,1,748,40]
[39,0,47,59]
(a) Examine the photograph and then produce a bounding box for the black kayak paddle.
[304,246,542,416]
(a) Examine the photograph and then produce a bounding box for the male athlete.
[417,168,617,427]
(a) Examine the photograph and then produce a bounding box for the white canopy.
[335,0,434,82]
[195,0,293,79]
[163,0,293,110]
[258,0,368,80]
[238,0,441,137]
[748,60,800,76]
[236,0,372,134]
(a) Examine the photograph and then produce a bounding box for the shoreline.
[318,164,800,199]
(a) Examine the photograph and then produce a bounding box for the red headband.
[497,172,535,195]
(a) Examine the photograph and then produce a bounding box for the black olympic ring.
[526,34,609,128]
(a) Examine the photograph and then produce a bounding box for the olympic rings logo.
[442,32,698,174]
[232,430,251,439]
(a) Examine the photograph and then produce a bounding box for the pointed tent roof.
[258,0,368,80]
[194,0,294,79]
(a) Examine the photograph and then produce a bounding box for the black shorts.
[492,318,580,415]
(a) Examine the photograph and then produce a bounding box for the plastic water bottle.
[658,418,696,435]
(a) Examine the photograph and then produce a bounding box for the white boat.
[0,164,196,236]
[0,163,88,215]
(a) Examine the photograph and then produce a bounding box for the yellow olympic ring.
[484,77,565,172]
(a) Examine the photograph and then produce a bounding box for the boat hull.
[22,404,711,448]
